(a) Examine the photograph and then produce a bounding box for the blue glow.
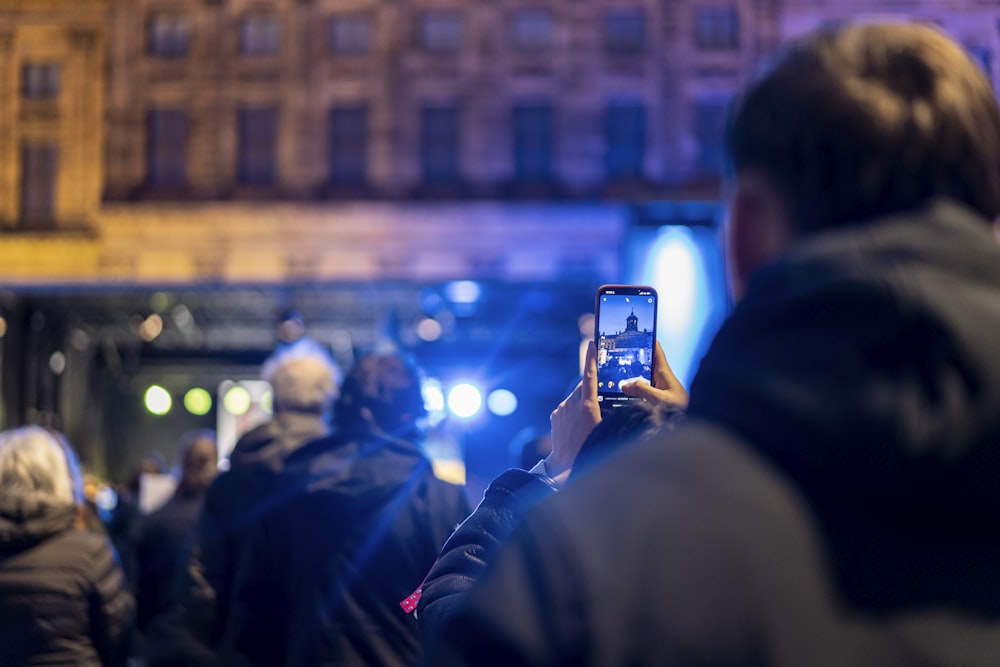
[447,382,483,419]
[642,227,714,386]
[487,389,518,416]
[445,280,482,304]
[422,378,447,426]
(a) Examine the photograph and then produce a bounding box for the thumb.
[620,380,657,400]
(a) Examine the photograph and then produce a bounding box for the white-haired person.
[0,426,133,666]
[178,338,342,650]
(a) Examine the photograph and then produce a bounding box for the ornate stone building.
[0,0,775,287]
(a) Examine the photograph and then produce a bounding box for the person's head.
[262,338,342,416]
[0,426,84,507]
[334,353,427,440]
[174,429,218,496]
[724,22,1000,299]
[571,401,684,479]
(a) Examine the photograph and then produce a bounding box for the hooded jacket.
[177,410,330,648]
[429,200,1000,666]
[0,497,133,667]
[220,429,471,666]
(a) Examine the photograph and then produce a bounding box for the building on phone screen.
[598,309,653,390]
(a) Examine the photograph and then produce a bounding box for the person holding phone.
[413,332,687,643]
[427,22,1000,666]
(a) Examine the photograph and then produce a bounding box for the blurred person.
[429,22,1000,666]
[220,353,471,666]
[178,338,341,649]
[107,451,168,563]
[131,430,218,667]
[417,399,683,647]
[0,426,133,666]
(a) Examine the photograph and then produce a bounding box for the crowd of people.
[2,19,1000,666]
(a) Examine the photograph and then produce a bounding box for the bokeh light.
[447,382,483,419]
[487,389,518,416]
[144,385,172,415]
[222,385,252,415]
[184,387,213,416]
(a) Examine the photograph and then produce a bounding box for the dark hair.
[725,22,1000,233]
[571,401,684,480]
[334,353,427,439]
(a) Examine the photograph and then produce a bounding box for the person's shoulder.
[527,418,822,575]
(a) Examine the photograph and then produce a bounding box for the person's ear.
[725,175,793,301]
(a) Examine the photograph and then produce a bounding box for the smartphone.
[594,284,658,413]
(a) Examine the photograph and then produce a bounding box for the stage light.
[445,280,481,304]
[487,389,518,416]
[416,318,443,342]
[144,385,172,416]
[447,383,482,419]
[222,385,252,416]
[260,390,273,415]
[184,388,213,416]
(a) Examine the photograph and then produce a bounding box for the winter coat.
[0,496,133,667]
[220,430,471,666]
[428,199,1000,665]
[417,468,556,646]
[177,410,330,647]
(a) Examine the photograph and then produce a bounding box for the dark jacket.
[178,410,329,647]
[221,430,471,666]
[0,497,133,667]
[132,491,214,666]
[430,200,1000,665]
[417,469,556,646]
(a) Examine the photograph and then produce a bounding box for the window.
[329,106,368,185]
[604,8,645,55]
[147,110,188,188]
[605,102,645,180]
[20,145,58,225]
[512,8,553,52]
[421,106,460,184]
[240,15,280,56]
[513,104,553,182]
[695,5,739,50]
[22,63,60,99]
[238,108,278,186]
[421,11,461,54]
[148,14,189,58]
[695,100,727,173]
[330,14,373,56]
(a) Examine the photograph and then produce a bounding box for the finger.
[652,340,683,390]
[581,341,598,400]
[620,380,657,400]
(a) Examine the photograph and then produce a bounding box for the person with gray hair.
[0,426,133,666]
[178,338,342,651]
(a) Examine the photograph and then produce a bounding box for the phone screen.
[595,285,658,412]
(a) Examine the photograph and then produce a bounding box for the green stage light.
[184,388,212,416]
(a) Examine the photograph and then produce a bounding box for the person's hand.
[620,341,690,410]
[545,341,602,484]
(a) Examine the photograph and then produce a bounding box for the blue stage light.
[487,389,518,416]
[447,382,483,419]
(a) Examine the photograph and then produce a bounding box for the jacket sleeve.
[417,469,557,648]
[87,535,135,667]
[422,499,590,667]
